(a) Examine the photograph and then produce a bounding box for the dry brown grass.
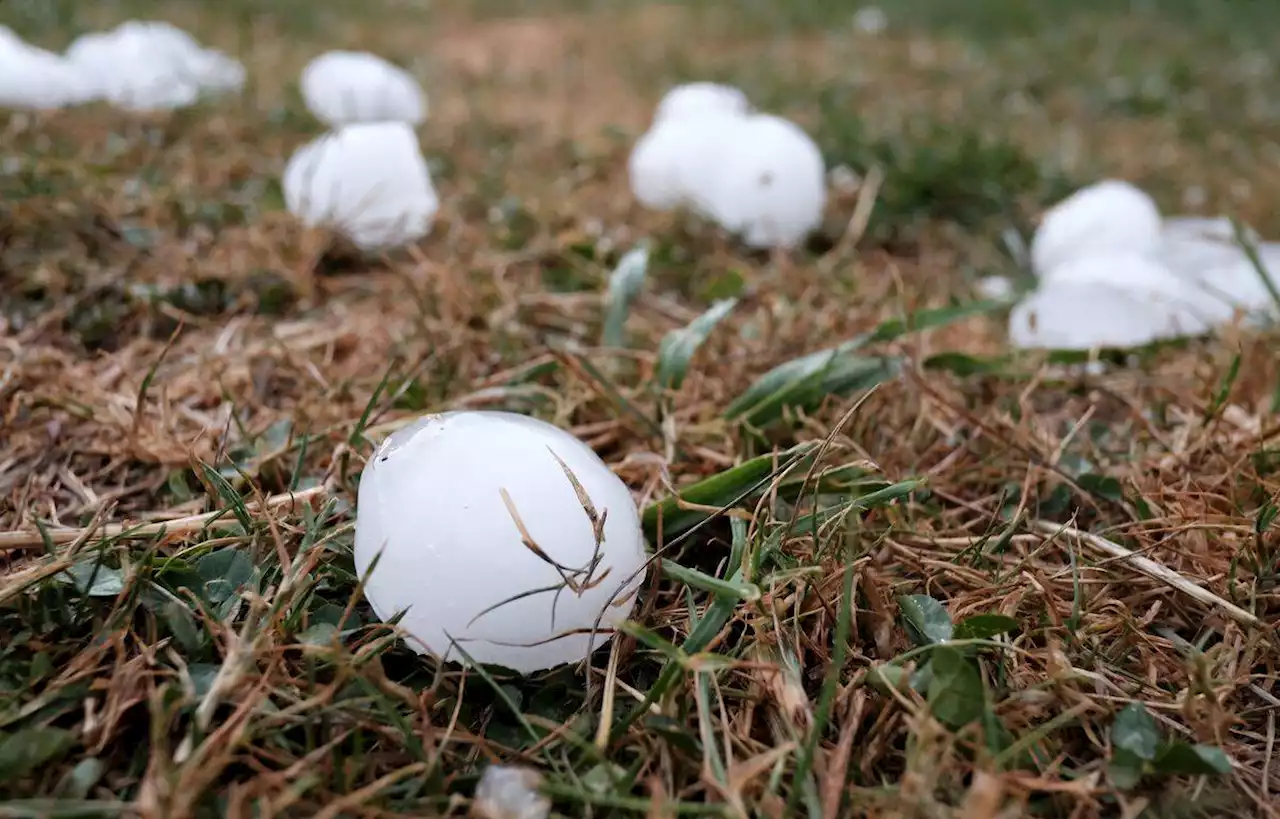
[3,2,1280,817]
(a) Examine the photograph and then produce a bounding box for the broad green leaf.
[656,298,736,390]
[601,241,649,348]
[953,614,1019,641]
[926,646,985,727]
[1152,743,1233,776]
[196,548,254,604]
[898,595,953,645]
[63,561,125,598]
[1111,703,1160,761]
[1076,473,1124,503]
[0,727,75,782]
[1108,748,1146,790]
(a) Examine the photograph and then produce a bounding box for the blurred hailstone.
[629,83,827,249]
[300,50,427,127]
[65,20,244,111]
[975,275,1014,301]
[628,112,742,214]
[283,121,439,251]
[1010,253,1216,350]
[1029,179,1162,277]
[1157,216,1280,321]
[703,113,827,249]
[0,25,96,109]
[652,81,749,124]
[1020,180,1280,350]
[853,7,888,34]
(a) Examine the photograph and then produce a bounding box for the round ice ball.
[353,411,649,674]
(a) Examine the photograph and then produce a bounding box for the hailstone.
[1156,216,1280,319]
[704,113,827,249]
[628,112,744,214]
[1030,179,1162,277]
[653,81,750,125]
[0,26,95,109]
[283,121,439,251]
[300,50,427,127]
[354,411,649,674]
[64,20,244,112]
[1009,253,1215,350]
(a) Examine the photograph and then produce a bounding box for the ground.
[3,0,1280,817]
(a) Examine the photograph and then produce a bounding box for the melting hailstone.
[704,113,827,249]
[1156,216,1280,320]
[1009,253,1215,350]
[628,112,743,214]
[300,50,427,127]
[1029,179,1162,277]
[64,20,244,112]
[283,121,439,251]
[0,26,95,109]
[653,81,749,124]
[353,411,649,674]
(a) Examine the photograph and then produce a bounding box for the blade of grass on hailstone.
[601,241,650,349]
[641,442,821,539]
[655,298,737,391]
[1230,216,1280,315]
[725,300,1003,423]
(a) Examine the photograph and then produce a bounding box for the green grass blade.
[601,241,650,349]
[655,298,737,391]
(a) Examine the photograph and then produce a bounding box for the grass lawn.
[3,0,1280,816]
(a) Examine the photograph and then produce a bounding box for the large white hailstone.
[283,121,439,251]
[1156,216,1280,319]
[653,81,750,124]
[64,20,244,112]
[1030,179,1162,277]
[628,120,691,211]
[0,26,95,109]
[353,411,649,674]
[703,113,827,249]
[1009,253,1215,350]
[628,112,744,214]
[300,50,427,127]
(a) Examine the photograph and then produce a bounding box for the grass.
[3,0,1280,816]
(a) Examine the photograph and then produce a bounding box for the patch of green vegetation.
[815,96,1076,246]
